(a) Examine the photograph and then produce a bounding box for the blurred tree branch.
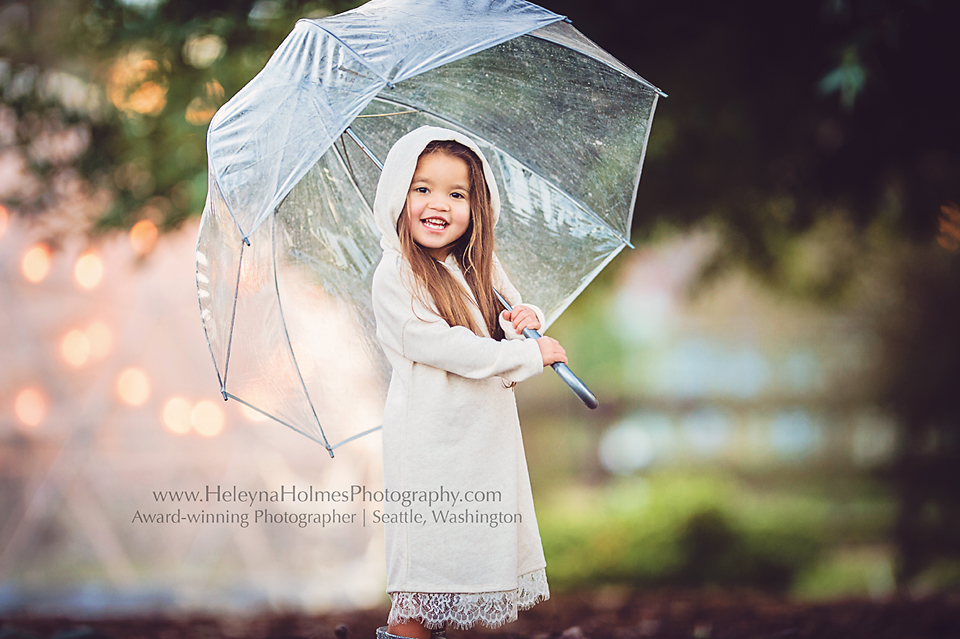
[545,0,958,285]
[873,248,960,587]
[0,0,358,241]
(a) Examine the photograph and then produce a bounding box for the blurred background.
[2,0,959,618]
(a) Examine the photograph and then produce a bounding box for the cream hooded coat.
[371,126,549,629]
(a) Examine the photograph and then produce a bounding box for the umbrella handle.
[521,326,599,410]
[493,288,598,410]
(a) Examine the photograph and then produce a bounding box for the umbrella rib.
[221,236,248,395]
[206,130,251,242]
[528,25,667,97]
[355,109,419,118]
[546,243,627,328]
[299,20,393,87]
[625,93,661,236]
[344,126,384,170]
[330,425,384,451]
[372,95,635,248]
[224,392,328,447]
[196,231,227,400]
[332,137,375,215]
[270,210,335,457]
[338,133,357,180]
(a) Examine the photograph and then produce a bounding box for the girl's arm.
[372,256,544,382]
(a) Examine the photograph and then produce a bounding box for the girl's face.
[405,151,472,260]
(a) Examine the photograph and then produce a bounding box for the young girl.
[371,126,567,639]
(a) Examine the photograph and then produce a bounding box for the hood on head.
[373,125,501,254]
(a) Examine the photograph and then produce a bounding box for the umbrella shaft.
[344,126,384,170]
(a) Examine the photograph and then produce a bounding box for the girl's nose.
[428,197,449,211]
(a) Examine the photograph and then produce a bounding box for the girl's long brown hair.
[398,140,505,341]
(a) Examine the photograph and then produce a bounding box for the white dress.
[371,250,550,629]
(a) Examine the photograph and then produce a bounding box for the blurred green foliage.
[548,0,960,286]
[0,0,360,235]
[794,546,896,600]
[538,474,826,592]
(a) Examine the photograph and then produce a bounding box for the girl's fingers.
[513,307,540,332]
[537,336,567,365]
[502,306,541,333]
[553,343,567,364]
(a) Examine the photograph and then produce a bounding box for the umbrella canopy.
[196,0,664,454]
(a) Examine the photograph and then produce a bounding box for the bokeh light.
[108,49,168,116]
[129,219,159,255]
[599,412,675,474]
[86,321,113,359]
[185,79,225,126]
[599,420,655,475]
[0,204,8,238]
[162,397,192,434]
[15,388,47,427]
[681,409,732,457]
[116,367,151,406]
[238,250,268,295]
[61,329,92,367]
[240,403,268,422]
[770,410,821,460]
[74,250,104,289]
[191,400,225,437]
[937,202,960,252]
[21,244,52,283]
[183,33,226,69]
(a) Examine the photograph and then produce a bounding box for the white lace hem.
[387,568,549,630]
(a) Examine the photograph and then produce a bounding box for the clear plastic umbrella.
[196,0,664,456]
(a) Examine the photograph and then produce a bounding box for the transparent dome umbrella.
[196,0,665,457]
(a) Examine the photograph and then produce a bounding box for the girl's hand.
[537,336,567,367]
[502,306,541,333]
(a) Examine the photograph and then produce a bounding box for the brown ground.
[2,589,959,639]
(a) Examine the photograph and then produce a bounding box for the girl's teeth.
[423,219,447,229]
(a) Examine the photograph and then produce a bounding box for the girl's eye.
[451,192,466,199]
[414,187,428,194]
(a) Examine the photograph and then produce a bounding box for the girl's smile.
[406,152,471,260]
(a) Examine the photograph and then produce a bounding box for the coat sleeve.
[372,255,544,382]
[493,254,547,341]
